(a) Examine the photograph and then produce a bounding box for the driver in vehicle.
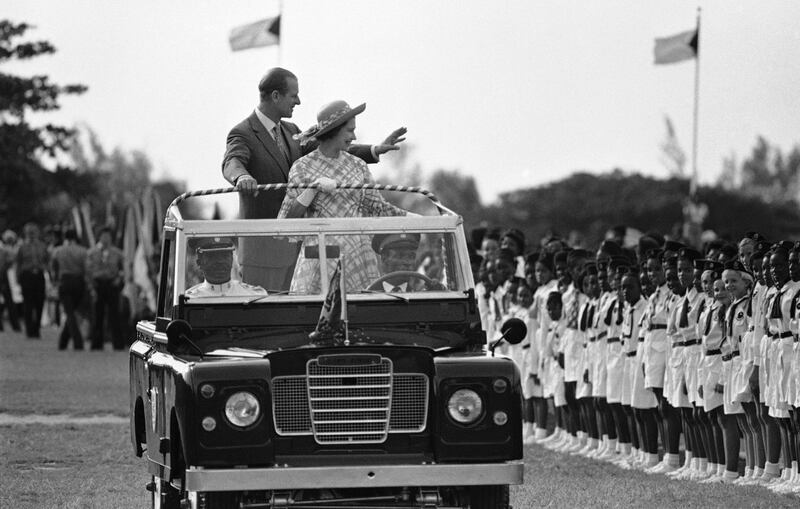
[186,238,267,298]
[370,233,445,292]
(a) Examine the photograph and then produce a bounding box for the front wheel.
[468,485,509,509]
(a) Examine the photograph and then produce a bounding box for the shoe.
[769,479,798,494]
[595,449,619,462]
[674,468,697,480]
[537,430,560,445]
[689,470,712,481]
[574,443,595,457]
[665,465,688,478]
[751,473,778,486]
[545,435,569,451]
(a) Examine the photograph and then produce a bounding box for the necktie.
[567,294,580,329]
[273,124,290,164]
[770,289,784,319]
[579,302,588,331]
[678,296,689,328]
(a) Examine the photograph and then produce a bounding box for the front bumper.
[185,461,524,492]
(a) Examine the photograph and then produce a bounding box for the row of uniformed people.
[478,233,800,493]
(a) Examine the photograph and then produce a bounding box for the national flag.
[654,28,698,65]
[229,16,280,52]
[309,260,344,342]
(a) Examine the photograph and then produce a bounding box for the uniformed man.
[370,233,445,292]
[186,238,267,298]
[51,229,88,350]
[86,227,125,349]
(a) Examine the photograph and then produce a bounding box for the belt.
[606,337,621,344]
[597,331,608,340]
[638,337,645,343]
[522,344,530,350]
[626,351,637,357]
[588,335,597,343]
[673,340,698,347]
[722,350,740,362]
[705,348,722,356]
[649,323,667,330]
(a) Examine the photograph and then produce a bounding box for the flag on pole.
[309,259,344,342]
[654,28,698,65]
[229,16,280,52]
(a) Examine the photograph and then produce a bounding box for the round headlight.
[224,391,261,428]
[447,389,484,424]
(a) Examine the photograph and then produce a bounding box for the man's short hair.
[258,67,297,100]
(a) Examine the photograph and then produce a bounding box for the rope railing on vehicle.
[167,183,455,219]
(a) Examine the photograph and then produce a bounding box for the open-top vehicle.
[130,184,525,509]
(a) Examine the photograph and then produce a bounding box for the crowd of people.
[0,223,127,350]
[6,64,800,497]
[477,225,800,494]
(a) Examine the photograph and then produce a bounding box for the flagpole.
[277,0,283,65]
[690,7,701,196]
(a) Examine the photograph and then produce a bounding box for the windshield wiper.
[360,289,409,303]
[245,290,290,305]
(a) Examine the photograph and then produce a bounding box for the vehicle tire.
[468,485,509,509]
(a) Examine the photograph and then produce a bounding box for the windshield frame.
[170,215,472,308]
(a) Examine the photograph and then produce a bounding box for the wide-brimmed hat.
[295,100,365,145]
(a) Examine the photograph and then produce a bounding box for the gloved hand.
[313,177,337,193]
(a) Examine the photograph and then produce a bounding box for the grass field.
[1,325,798,508]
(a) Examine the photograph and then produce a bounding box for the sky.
[6,1,800,206]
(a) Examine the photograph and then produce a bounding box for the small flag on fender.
[654,28,698,65]
[229,16,280,52]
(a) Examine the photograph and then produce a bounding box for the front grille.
[272,357,429,444]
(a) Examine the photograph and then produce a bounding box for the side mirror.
[489,317,527,356]
[166,319,195,355]
[500,317,527,345]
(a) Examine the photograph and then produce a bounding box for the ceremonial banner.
[654,29,698,65]
[229,16,280,51]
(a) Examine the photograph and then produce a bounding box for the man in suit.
[222,67,406,290]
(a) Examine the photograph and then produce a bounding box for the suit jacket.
[222,112,377,220]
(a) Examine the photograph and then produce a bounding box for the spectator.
[51,229,88,350]
[86,227,125,350]
[16,223,49,338]
[0,229,21,332]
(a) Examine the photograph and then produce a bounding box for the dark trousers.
[92,279,122,350]
[0,272,21,331]
[58,274,85,349]
[20,270,45,338]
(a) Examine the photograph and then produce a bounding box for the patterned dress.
[278,149,406,293]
